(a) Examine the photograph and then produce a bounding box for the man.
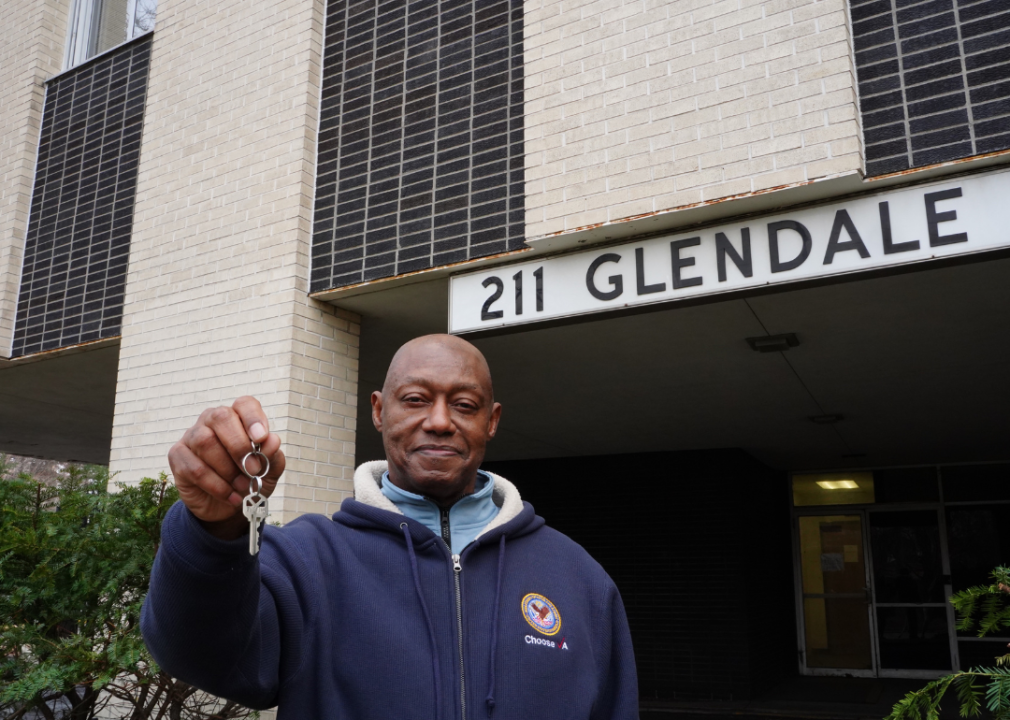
[142,334,639,719]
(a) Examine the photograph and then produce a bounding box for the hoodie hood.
[348,460,529,543]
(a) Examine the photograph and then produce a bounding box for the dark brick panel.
[13,36,151,357]
[483,451,796,702]
[312,0,525,292]
[850,0,1010,176]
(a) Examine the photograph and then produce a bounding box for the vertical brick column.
[108,0,359,524]
[0,0,68,358]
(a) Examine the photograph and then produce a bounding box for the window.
[64,0,157,69]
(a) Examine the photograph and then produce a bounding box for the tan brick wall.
[523,0,863,238]
[108,0,359,524]
[0,0,68,358]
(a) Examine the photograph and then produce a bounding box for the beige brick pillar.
[0,0,68,359]
[108,0,359,523]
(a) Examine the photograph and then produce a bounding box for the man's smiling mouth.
[415,445,461,456]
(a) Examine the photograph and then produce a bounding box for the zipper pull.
[452,554,462,573]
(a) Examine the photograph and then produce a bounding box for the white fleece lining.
[352,460,524,541]
[353,461,402,515]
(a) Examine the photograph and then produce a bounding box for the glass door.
[789,467,1010,678]
[797,514,875,674]
[869,510,953,675]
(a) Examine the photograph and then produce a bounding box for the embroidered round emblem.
[521,593,561,636]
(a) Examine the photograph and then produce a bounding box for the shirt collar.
[380,469,495,507]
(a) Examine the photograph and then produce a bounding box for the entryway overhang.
[339,249,1010,472]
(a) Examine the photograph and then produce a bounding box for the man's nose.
[423,397,454,434]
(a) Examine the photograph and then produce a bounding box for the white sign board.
[449,169,1010,334]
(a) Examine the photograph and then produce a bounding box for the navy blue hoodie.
[141,462,639,719]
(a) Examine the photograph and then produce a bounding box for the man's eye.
[404,396,426,404]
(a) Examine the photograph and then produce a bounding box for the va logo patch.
[521,593,561,636]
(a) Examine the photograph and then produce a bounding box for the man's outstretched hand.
[168,396,285,540]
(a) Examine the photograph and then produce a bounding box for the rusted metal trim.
[532,176,850,240]
[308,247,533,300]
[308,177,856,301]
[863,146,1010,183]
[2,336,120,367]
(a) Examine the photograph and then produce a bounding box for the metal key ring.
[241,441,270,495]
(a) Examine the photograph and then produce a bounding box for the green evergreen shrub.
[0,456,254,720]
[888,566,1010,720]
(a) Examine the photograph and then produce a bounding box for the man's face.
[371,339,501,503]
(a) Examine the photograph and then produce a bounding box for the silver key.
[240,441,271,556]
[242,494,269,554]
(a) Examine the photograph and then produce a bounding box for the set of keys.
[240,442,270,556]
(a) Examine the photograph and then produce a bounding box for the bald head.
[371,334,501,504]
[383,334,494,408]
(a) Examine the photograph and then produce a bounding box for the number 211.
[481,267,543,320]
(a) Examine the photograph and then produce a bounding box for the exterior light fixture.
[809,414,844,424]
[746,333,799,352]
[816,480,859,490]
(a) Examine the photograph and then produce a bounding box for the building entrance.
[346,252,1010,701]
[793,465,1010,679]
[797,508,953,677]
[798,513,875,672]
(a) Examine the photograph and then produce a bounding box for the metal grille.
[851,0,1010,177]
[13,36,150,357]
[311,0,525,292]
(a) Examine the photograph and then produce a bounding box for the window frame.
[64,0,154,70]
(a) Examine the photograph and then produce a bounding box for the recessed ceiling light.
[817,480,859,490]
[746,333,799,352]
[809,414,844,424]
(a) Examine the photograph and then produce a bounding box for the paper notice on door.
[843,544,859,563]
[820,553,844,572]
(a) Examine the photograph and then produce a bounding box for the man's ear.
[487,401,502,439]
[370,391,384,432]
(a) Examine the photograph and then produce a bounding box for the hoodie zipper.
[452,552,465,720]
[441,507,467,720]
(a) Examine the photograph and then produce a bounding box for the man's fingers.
[203,405,265,476]
[172,398,283,518]
[182,421,242,484]
[258,432,284,478]
[169,442,244,507]
[233,396,270,444]
[232,397,279,478]
[260,437,285,483]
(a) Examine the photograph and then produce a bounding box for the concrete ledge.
[0,336,120,368]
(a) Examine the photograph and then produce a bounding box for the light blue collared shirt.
[380,470,499,554]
